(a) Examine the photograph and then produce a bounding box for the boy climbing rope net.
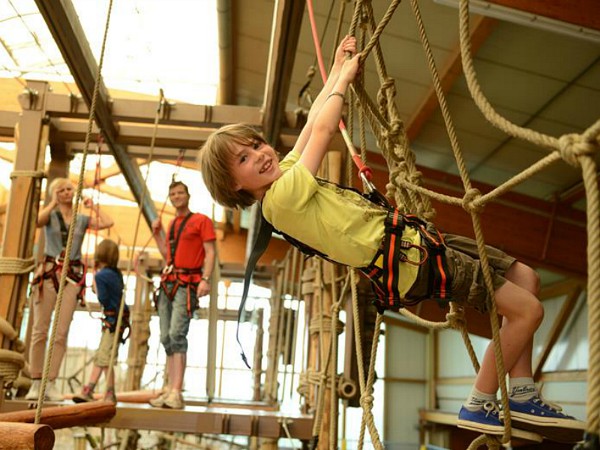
[198,35,584,442]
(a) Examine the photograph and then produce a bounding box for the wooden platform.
[1,399,313,440]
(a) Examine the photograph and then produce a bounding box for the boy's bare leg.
[503,262,539,379]
[474,262,544,395]
[88,365,104,386]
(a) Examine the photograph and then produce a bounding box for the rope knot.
[360,393,374,409]
[558,133,598,167]
[388,119,402,139]
[462,188,483,214]
[446,310,466,329]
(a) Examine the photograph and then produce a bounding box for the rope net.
[299,0,599,448]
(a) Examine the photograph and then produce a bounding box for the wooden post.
[0,81,50,347]
[206,256,220,400]
[125,251,152,391]
[253,308,264,401]
[315,259,334,450]
[0,422,54,450]
[258,437,278,450]
[264,264,284,403]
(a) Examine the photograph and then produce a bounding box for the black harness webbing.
[102,308,131,344]
[236,182,452,365]
[168,212,194,265]
[56,210,69,247]
[362,212,451,313]
[237,215,275,369]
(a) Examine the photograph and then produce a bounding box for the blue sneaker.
[457,401,504,435]
[505,396,585,443]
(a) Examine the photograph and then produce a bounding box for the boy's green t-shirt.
[262,150,421,297]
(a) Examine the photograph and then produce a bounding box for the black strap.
[237,214,274,369]
[55,210,69,248]
[235,182,389,367]
[168,212,193,265]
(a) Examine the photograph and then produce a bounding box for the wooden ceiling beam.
[53,119,304,152]
[533,284,583,380]
[261,0,304,145]
[45,92,263,127]
[488,0,600,31]
[406,16,496,142]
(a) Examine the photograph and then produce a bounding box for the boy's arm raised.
[291,36,356,157]
[299,54,360,175]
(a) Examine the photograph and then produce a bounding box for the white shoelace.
[482,400,501,417]
[532,395,563,413]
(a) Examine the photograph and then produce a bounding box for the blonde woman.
[25,178,114,401]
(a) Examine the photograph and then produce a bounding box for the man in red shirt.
[150,181,216,409]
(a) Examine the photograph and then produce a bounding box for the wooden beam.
[533,284,583,380]
[488,0,600,31]
[0,82,48,340]
[0,112,18,138]
[540,278,584,301]
[406,16,497,142]
[45,92,262,127]
[246,0,306,264]
[53,118,308,153]
[106,404,314,440]
[0,401,116,429]
[261,0,304,145]
[216,0,234,105]
[0,422,54,450]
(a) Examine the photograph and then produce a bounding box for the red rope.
[305,0,373,183]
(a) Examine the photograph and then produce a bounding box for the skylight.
[0,0,219,105]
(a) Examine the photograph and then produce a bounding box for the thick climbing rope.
[301,0,600,449]
[105,88,168,398]
[456,0,600,443]
[35,0,115,424]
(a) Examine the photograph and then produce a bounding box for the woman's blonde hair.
[198,123,266,209]
[95,239,120,268]
[47,177,72,197]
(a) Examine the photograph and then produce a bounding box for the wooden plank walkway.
[1,399,313,440]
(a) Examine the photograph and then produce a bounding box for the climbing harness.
[236,177,452,366]
[31,210,88,305]
[102,309,131,344]
[361,210,451,313]
[155,212,204,317]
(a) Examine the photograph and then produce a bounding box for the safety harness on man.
[156,212,203,317]
[236,179,452,368]
[31,210,87,304]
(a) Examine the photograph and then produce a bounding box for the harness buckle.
[162,264,173,275]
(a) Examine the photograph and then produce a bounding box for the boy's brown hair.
[198,123,266,209]
[95,239,120,268]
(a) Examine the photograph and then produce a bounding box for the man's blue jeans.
[157,283,192,355]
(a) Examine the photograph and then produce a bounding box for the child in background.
[198,35,584,442]
[73,239,129,403]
